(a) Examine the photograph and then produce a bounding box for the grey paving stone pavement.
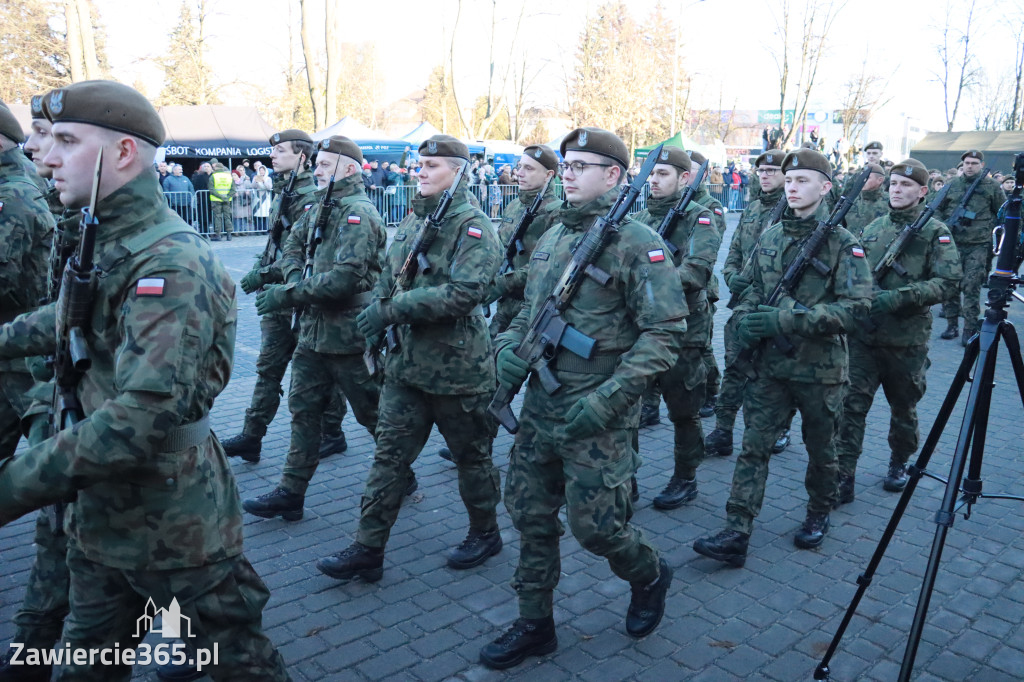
[3,214,1024,681]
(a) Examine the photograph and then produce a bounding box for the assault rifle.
[363,162,467,376]
[260,167,300,268]
[733,165,871,381]
[292,160,341,334]
[46,150,102,529]
[487,145,665,434]
[947,166,990,233]
[726,194,788,309]
[655,158,709,257]
[497,175,553,277]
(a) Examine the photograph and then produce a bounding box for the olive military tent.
[910,131,1024,174]
[157,105,278,159]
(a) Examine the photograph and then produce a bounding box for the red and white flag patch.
[648,248,666,263]
[938,235,951,244]
[347,215,361,224]
[713,208,723,216]
[698,216,712,225]
[467,226,483,239]
[851,246,865,258]
[136,277,165,296]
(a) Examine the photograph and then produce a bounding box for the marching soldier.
[836,159,961,500]
[693,149,872,566]
[632,146,720,509]
[479,128,686,669]
[226,129,348,463]
[242,135,392,521]
[0,80,289,681]
[844,163,888,237]
[936,150,1006,345]
[316,135,503,583]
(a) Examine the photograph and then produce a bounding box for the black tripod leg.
[813,338,980,680]
[899,324,1001,681]
[996,320,1024,412]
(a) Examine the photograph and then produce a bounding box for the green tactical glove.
[870,289,902,316]
[565,396,610,439]
[486,279,506,305]
[495,346,530,390]
[743,304,785,340]
[255,284,293,316]
[356,302,389,343]
[728,273,752,295]
[239,269,265,295]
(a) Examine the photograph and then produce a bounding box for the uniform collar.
[558,186,619,232]
[93,170,167,243]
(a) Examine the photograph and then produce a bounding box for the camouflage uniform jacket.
[492,181,561,301]
[259,169,318,278]
[844,187,888,238]
[278,174,387,356]
[855,204,962,347]
[723,187,785,292]
[692,185,727,237]
[736,203,873,384]
[0,147,54,321]
[633,192,720,347]
[496,187,688,428]
[937,174,1006,245]
[377,186,499,394]
[0,171,243,571]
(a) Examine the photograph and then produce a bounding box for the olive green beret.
[961,149,984,162]
[755,149,785,167]
[30,92,51,121]
[890,158,929,187]
[864,141,883,151]
[318,135,363,165]
[419,134,470,161]
[521,144,559,172]
[866,163,884,176]
[560,127,628,169]
[270,129,312,146]
[653,145,691,172]
[46,81,164,146]
[689,150,708,166]
[0,102,24,144]
[801,141,817,149]
[782,148,832,181]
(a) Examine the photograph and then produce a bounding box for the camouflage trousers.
[726,378,845,535]
[280,346,380,496]
[60,543,289,682]
[702,304,721,398]
[658,348,708,479]
[210,202,232,237]
[713,313,746,432]
[837,341,929,475]
[356,383,500,549]
[0,370,35,460]
[941,242,990,332]
[12,511,70,650]
[243,312,345,439]
[505,416,659,619]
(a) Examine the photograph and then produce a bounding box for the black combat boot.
[639,403,660,427]
[771,429,791,454]
[835,473,855,506]
[479,616,558,670]
[318,430,347,459]
[693,529,749,567]
[652,476,697,510]
[316,542,384,582]
[0,649,51,682]
[630,476,640,503]
[961,327,978,347]
[704,427,733,457]
[437,446,454,462]
[221,433,261,463]
[883,460,908,492]
[242,487,304,521]
[405,472,418,497]
[794,512,830,549]
[940,320,959,340]
[447,529,502,569]
[698,394,717,419]
[626,559,673,637]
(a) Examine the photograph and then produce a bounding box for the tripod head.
[985,153,1024,317]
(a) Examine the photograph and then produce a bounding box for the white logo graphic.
[134,598,195,639]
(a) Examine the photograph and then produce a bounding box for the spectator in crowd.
[251,164,273,232]
[253,160,272,181]
[367,159,387,214]
[243,159,255,179]
[161,163,195,225]
[232,168,253,233]
[156,160,169,183]
[498,164,514,211]
[191,161,213,234]
[361,162,373,191]
[384,161,402,223]
[727,164,741,210]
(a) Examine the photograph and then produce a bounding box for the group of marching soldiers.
[0,77,1012,680]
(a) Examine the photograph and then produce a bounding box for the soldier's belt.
[315,291,375,312]
[161,414,211,452]
[553,351,619,375]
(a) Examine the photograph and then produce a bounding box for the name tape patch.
[648,248,666,263]
[136,277,165,296]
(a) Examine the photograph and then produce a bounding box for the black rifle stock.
[726,194,788,309]
[363,162,467,376]
[947,167,990,232]
[291,166,340,334]
[733,165,871,381]
[497,175,553,276]
[487,145,665,434]
[655,159,709,257]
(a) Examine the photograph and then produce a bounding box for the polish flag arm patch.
[698,216,712,225]
[347,215,361,224]
[136,277,165,296]
[713,208,723,216]
[467,226,483,238]
[851,246,865,258]
[648,248,666,263]
[938,235,951,244]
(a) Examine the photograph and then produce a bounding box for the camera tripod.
[815,155,1024,681]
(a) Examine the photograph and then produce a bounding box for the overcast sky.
[95,0,1016,133]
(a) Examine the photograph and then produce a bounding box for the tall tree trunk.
[75,0,100,79]
[324,0,340,125]
[64,0,85,81]
[299,0,324,130]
